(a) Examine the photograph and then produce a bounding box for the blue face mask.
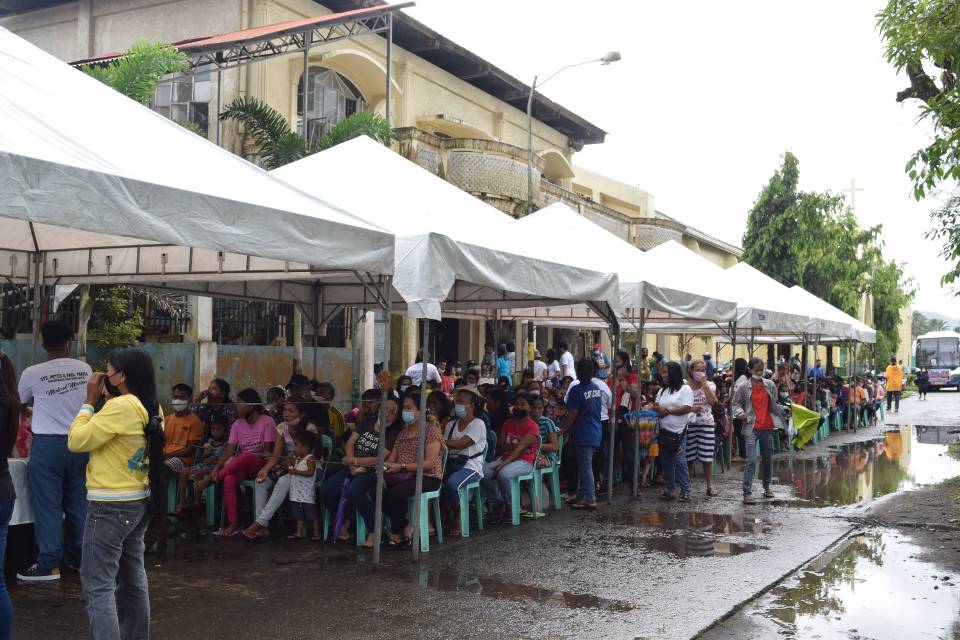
[401,411,416,424]
[454,404,468,419]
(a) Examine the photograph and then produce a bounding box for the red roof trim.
[70,3,410,66]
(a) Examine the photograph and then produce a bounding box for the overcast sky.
[407,0,960,318]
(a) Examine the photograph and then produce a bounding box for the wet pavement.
[10,391,960,639]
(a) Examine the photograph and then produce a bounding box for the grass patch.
[949,440,960,462]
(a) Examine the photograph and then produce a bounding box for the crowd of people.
[0,319,915,639]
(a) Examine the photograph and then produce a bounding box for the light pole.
[525,51,620,216]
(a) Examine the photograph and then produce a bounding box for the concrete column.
[76,0,93,59]
[362,310,375,391]
[292,308,303,374]
[513,320,523,374]
[187,296,216,394]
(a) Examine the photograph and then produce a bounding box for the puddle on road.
[634,534,763,557]
[406,567,634,612]
[598,509,773,535]
[774,425,960,506]
[754,530,960,639]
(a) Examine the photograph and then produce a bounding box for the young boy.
[164,383,204,474]
[177,417,228,515]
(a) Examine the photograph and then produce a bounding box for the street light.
[525,51,621,216]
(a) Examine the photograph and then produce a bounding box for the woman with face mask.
[382,393,444,549]
[480,394,540,521]
[686,360,719,497]
[651,361,695,502]
[442,386,487,537]
[731,357,786,504]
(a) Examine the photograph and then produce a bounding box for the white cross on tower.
[842,178,864,210]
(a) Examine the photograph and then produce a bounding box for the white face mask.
[752,374,763,381]
[265,403,275,413]
[171,399,188,410]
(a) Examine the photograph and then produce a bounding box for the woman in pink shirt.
[211,388,276,538]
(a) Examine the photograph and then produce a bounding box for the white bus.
[914,330,960,390]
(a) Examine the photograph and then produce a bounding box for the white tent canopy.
[788,286,876,343]
[271,136,623,322]
[0,26,397,328]
[489,206,737,324]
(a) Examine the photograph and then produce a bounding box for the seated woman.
[427,390,451,433]
[528,394,559,511]
[321,393,403,547]
[382,393,444,549]
[211,389,276,539]
[481,394,539,521]
[243,400,318,540]
[442,386,487,537]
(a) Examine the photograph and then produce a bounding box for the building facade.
[3,0,751,382]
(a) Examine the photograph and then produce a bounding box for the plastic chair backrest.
[555,434,564,465]
[486,430,498,462]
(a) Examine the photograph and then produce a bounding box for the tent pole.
[215,68,222,146]
[812,333,820,421]
[729,321,737,467]
[606,320,617,505]
[632,309,646,499]
[312,285,320,379]
[411,319,430,561]
[372,277,393,566]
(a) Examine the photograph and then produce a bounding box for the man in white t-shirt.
[17,320,92,582]
[531,350,547,383]
[558,341,576,380]
[405,357,442,388]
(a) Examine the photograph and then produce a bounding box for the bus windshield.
[916,337,960,369]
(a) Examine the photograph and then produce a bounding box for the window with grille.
[297,67,367,145]
[151,66,211,136]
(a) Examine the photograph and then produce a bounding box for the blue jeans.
[743,429,774,496]
[0,499,13,640]
[575,445,597,503]
[444,467,481,501]
[321,470,378,533]
[80,500,150,640]
[660,431,690,496]
[28,434,88,571]
[481,458,533,509]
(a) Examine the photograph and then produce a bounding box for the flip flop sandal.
[395,538,413,550]
[211,529,242,540]
[570,501,597,510]
[706,488,720,497]
[310,535,323,541]
[286,534,304,540]
[678,494,691,503]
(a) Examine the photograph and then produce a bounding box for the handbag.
[658,426,686,453]
[384,471,414,485]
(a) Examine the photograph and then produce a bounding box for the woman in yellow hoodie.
[68,345,164,640]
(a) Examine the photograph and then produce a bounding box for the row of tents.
[0,27,874,561]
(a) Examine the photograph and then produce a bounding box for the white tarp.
[501,205,737,323]
[0,27,394,288]
[272,136,623,321]
[788,286,876,343]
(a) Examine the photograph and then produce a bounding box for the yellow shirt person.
[884,362,903,392]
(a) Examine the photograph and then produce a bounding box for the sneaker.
[742,495,757,505]
[17,564,61,582]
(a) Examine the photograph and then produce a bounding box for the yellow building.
[1,0,760,371]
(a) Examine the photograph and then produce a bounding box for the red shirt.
[608,372,639,412]
[500,417,540,465]
[751,383,774,430]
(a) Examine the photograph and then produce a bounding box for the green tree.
[219,96,396,169]
[93,286,143,349]
[877,1,960,285]
[742,152,914,360]
[82,39,188,105]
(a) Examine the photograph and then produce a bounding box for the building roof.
[318,0,606,146]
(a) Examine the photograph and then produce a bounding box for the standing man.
[558,341,576,380]
[807,359,825,379]
[704,352,716,378]
[17,320,92,581]
[530,349,547,384]
[592,342,610,380]
[885,357,903,414]
[481,343,496,370]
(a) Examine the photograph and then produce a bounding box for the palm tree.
[81,39,188,105]
[219,96,395,169]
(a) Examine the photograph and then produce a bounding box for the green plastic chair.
[509,437,542,525]
[533,434,563,511]
[407,447,449,552]
[455,442,487,538]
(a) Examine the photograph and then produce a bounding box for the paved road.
[11,390,956,640]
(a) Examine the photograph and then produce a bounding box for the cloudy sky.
[407,0,960,318]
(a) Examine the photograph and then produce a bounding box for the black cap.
[287,373,310,388]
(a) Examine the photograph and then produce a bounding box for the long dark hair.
[0,353,20,457]
[615,350,633,372]
[733,358,748,381]
[107,345,163,513]
[664,361,684,393]
[211,378,231,402]
[237,388,265,419]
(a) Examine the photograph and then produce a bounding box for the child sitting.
[286,431,320,541]
[180,417,228,515]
